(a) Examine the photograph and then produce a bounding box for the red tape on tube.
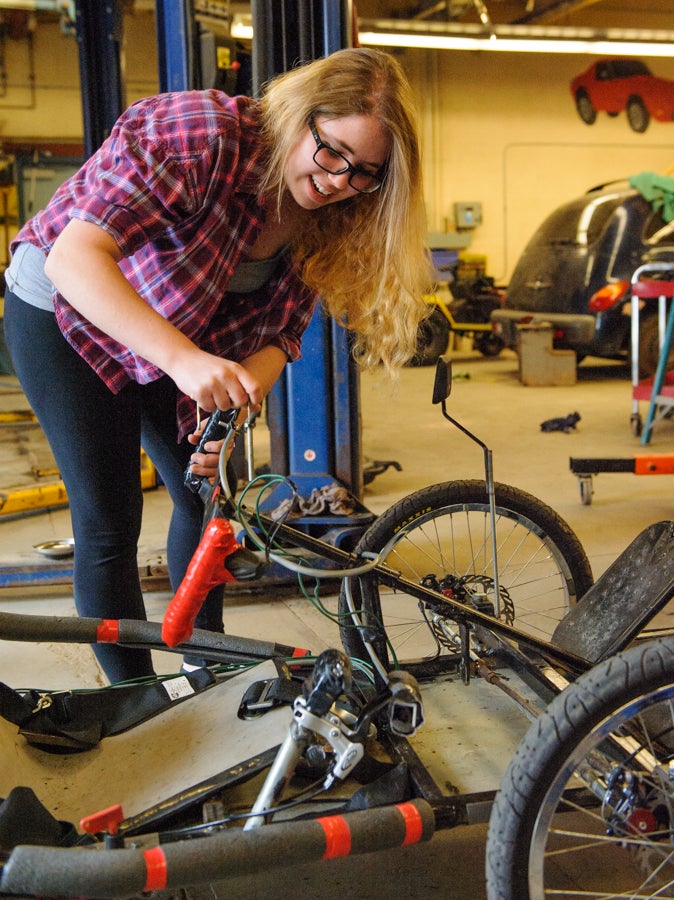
[318,814,352,859]
[96,620,120,643]
[397,801,425,846]
[143,846,168,891]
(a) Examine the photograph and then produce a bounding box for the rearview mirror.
[432,355,452,405]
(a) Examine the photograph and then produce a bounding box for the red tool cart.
[630,262,674,441]
[570,262,674,504]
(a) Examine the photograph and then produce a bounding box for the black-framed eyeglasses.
[307,115,385,194]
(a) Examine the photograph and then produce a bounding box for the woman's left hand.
[187,423,224,479]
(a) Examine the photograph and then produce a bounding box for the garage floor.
[0,346,672,898]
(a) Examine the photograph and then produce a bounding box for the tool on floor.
[540,412,581,433]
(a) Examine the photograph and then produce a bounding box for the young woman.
[4,47,430,683]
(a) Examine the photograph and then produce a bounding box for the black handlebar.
[183,408,239,495]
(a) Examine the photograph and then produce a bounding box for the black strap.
[0,668,217,754]
[237,658,303,719]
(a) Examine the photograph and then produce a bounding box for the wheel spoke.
[487,639,674,899]
[340,481,593,672]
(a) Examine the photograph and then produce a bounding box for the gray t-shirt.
[226,245,288,293]
[5,242,54,311]
[6,241,288,311]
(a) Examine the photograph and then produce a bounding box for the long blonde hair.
[259,48,432,371]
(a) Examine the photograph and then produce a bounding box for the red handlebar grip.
[162,518,241,647]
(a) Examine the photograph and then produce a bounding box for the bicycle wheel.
[486,636,674,899]
[339,480,593,674]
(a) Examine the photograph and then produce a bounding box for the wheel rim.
[359,503,579,670]
[528,684,674,898]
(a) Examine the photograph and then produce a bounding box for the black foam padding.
[552,521,674,664]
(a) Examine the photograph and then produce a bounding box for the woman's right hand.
[45,222,265,411]
[172,349,265,413]
[45,221,287,416]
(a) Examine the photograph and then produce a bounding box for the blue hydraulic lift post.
[252,0,370,540]
[155,0,194,93]
[73,0,125,159]
[154,0,371,543]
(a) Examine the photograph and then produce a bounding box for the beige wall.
[403,48,674,283]
[0,15,158,140]
[3,15,673,284]
[2,21,81,139]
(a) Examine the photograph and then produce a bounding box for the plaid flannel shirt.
[13,91,318,438]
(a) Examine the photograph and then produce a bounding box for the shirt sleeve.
[66,94,242,258]
[266,267,320,362]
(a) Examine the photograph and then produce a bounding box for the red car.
[570,58,674,133]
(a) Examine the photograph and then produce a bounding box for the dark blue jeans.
[3,289,224,682]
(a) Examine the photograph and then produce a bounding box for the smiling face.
[284,114,391,209]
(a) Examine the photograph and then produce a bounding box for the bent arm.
[46,220,195,371]
[44,219,265,411]
[187,343,289,472]
[239,344,289,396]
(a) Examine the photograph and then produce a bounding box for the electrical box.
[454,201,482,230]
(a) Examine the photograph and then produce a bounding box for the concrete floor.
[0,346,672,898]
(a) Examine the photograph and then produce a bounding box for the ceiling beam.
[514,0,605,25]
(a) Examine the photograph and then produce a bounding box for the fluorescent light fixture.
[0,0,74,9]
[231,13,674,59]
[359,32,674,57]
[357,21,674,57]
[231,16,253,40]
